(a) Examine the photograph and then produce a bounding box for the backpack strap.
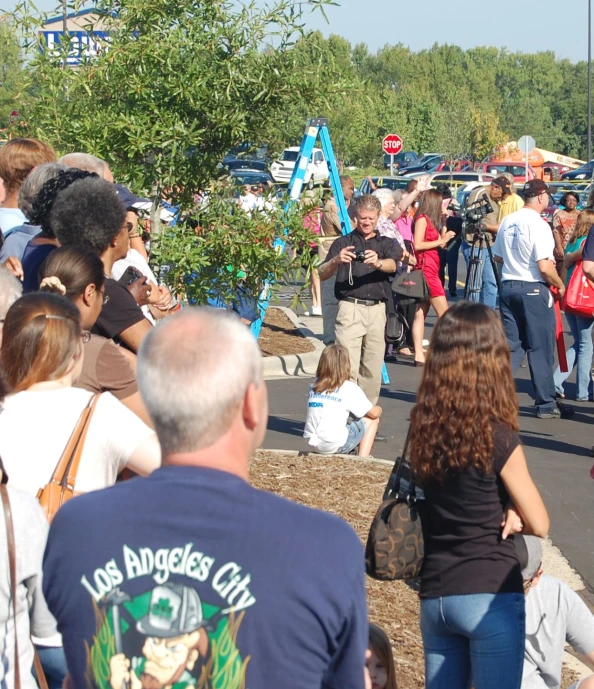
[48,394,101,491]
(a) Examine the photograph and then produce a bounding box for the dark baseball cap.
[523,179,551,198]
[491,176,512,194]
[114,183,148,210]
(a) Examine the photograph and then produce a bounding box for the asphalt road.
[263,296,594,592]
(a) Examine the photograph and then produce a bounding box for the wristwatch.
[377,260,383,271]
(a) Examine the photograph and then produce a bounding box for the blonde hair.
[569,210,594,245]
[312,344,351,394]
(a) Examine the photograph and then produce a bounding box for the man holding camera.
[319,195,401,405]
[493,179,571,420]
[462,177,508,308]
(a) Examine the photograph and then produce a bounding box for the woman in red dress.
[412,189,456,366]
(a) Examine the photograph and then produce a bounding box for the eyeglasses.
[81,330,91,344]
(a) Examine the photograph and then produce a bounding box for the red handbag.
[561,262,594,318]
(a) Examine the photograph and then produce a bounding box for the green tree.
[0,20,25,130]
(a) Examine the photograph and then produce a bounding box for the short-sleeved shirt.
[522,574,594,689]
[92,278,148,341]
[304,380,373,453]
[493,207,555,283]
[0,388,154,495]
[581,224,594,262]
[75,334,138,400]
[497,194,525,224]
[42,465,368,689]
[0,223,40,262]
[419,423,524,598]
[326,230,402,301]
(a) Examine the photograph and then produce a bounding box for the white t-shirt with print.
[304,380,372,453]
[493,207,555,283]
[0,388,154,497]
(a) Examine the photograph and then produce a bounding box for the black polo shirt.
[326,230,402,301]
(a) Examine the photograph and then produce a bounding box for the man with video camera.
[462,177,509,307]
[318,195,401,406]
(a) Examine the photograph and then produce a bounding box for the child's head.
[367,623,398,689]
[313,344,351,394]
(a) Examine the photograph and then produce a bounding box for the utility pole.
[62,0,68,69]
[588,0,592,162]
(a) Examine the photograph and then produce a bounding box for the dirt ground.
[251,450,581,689]
[259,307,315,357]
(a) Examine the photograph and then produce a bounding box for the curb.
[256,448,594,682]
[262,307,325,379]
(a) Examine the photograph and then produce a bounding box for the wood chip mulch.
[259,307,315,357]
[250,450,581,689]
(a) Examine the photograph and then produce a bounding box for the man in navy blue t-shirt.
[43,308,368,689]
[581,223,594,282]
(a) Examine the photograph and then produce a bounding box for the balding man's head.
[59,152,114,182]
[137,308,265,455]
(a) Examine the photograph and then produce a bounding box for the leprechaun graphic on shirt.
[84,544,251,689]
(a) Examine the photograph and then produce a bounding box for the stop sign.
[382,134,403,155]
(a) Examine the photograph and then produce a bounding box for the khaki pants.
[334,300,387,404]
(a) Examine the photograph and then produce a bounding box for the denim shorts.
[336,419,366,453]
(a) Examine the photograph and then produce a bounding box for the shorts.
[336,419,367,454]
[568,681,584,689]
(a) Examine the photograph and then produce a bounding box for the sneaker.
[537,403,574,420]
[312,305,322,316]
[422,339,430,347]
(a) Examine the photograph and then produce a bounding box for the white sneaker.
[422,339,429,346]
[312,306,322,316]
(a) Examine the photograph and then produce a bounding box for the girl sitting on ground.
[303,343,381,457]
[367,623,399,689]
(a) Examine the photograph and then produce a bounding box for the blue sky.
[7,0,592,63]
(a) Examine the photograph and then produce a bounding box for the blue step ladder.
[251,117,390,385]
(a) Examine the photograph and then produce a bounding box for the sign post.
[382,134,403,176]
[518,135,536,184]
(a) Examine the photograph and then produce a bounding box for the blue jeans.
[462,241,498,308]
[336,419,366,453]
[421,593,525,689]
[553,312,594,400]
[35,645,68,689]
[500,280,556,413]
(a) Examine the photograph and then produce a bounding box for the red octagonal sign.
[382,134,403,155]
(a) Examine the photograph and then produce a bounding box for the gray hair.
[392,189,404,204]
[0,266,23,323]
[356,194,382,214]
[18,162,68,219]
[372,188,395,209]
[59,152,108,177]
[138,308,263,454]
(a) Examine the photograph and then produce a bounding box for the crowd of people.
[0,136,592,689]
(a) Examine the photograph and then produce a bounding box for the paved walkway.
[263,305,594,592]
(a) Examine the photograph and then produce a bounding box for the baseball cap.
[491,176,512,194]
[522,179,551,198]
[114,183,147,210]
[515,534,543,580]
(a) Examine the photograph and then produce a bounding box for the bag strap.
[383,425,412,500]
[1,483,20,689]
[48,394,101,491]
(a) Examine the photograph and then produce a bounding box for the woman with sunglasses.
[0,292,160,498]
[410,302,549,689]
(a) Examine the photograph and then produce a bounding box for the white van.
[270,147,330,187]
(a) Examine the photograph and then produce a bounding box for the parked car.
[561,160,594,180]
[435,160,473,172]
[478,161,535,183]
[356,175,415,196]
[270,147,329,187]
[399,154,442,176]
[221,143,270,172]
[230,169,275,188]
[382,150,419,170]
[410,171,495,186]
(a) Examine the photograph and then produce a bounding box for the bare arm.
[499,445,550,538]
[564,244,584,269]
[537,258,565,295]
[120,391,154,428]
[365,405,383,420]
[118,318,153,353]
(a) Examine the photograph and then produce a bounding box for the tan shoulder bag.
[1,484,49,689]
[36,393,100,523]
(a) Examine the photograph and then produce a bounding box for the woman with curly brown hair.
[410,301,549,689]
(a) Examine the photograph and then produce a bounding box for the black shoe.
[449,291,457,297]
[557,402,575,418]
[374,434,388,442]
[414,361,425,367]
